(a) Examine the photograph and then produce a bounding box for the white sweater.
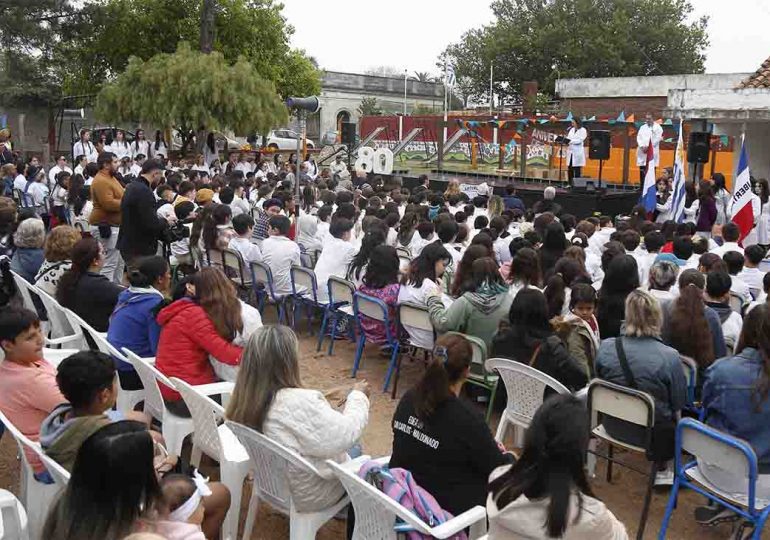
[262,387,369,512]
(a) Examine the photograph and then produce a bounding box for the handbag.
[614,338,675,462]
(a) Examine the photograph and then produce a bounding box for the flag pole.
[443,58,448,145]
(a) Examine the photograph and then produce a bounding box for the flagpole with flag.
[730,134,755,244]
[640,138,657,215]
[670,119,687,222]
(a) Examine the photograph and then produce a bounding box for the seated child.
[228,213,262,264]
[152,473,209,540]
[39,350,152,471]
[0,308,66,482]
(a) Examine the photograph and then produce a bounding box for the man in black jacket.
[116,159,173,269]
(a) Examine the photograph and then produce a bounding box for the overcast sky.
[282,0,770,77]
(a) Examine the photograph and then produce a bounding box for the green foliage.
[412,103,439,115]
[95,43,288,151]
[357,97,383,117]
[61,0,320,98]
[413,71,436,83]
[445,0,709,103]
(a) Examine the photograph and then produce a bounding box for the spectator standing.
[89,152,125,283]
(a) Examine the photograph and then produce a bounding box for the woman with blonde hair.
[487,194,505,220]
[443,178,461,199]
[34,225,81,295]
[226,325,370,512]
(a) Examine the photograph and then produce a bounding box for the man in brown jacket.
[89,152,125,282]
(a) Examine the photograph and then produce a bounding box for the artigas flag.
[640,140,656,213]
[670,120,687,222]
[730,137,755,244]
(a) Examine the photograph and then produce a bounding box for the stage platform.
[392,171,640,220]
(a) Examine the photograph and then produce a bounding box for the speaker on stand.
[687,131,710,181]
[589,130,611,183]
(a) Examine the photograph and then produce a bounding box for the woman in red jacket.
[155,267,243,416]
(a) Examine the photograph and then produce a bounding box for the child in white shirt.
[228,214,262,263]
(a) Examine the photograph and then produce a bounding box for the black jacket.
[116,176,167,258]
[388,390,513,517]
[491,331,588,391]
[59,271,123,332]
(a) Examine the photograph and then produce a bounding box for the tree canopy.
[445,0,709,105]
[95,42,288,152]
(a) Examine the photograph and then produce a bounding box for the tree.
[357,97,383,117]
[95,42,288,154]
[444,0,709,104]
[62,0,320,99]
[413,71,435,83]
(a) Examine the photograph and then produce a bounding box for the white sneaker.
[654,468,675,487]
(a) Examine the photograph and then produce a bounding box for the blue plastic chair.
[659,418,770,539]
[316,276,356,355]
[249,260,286,324]
[290,265,324,335]
[351,291,401,393]
[679,354,704,419]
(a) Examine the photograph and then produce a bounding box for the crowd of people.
[1,126,770,540]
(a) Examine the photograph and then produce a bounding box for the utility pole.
[200,0,217,53]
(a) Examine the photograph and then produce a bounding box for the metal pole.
[295,111,305,218]
[489,64,493,115]
[443,59,448,145]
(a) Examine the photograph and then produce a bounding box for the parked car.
[265,129,315,151]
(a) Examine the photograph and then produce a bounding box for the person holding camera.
[117,159,175,271]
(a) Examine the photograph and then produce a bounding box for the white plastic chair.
[399,301,434,350]
[485,357,570,445]
[63,308,144,413]
[326,460,488,540]
[10,271,36,312]
[171,378,248,540]
[0,411,61,540]
[226,421,350,540]
[36,450,71,489]
[32,287,83,347]
[0,489,29,540]
[122,348,194,458]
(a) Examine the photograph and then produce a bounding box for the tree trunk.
[200,0,217,53]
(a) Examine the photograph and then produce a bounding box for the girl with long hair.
[712,172,731,226]
[56,237,123,332]
[543,257,591,318]
[596,254,639,339]
[506,246,542,299]
[683,179,699,225]
[492,288,587,391]
[347,226,387,285]
[398,243,452,349]
[226,325,370,512]
[200,203,235,270]
[357,245,401,344]
[450,244,489,298]
[397,211,419,250]
[539,221,569,277]
[155,268,245,416]
[132,128,150,160]
[487,395,627,539]
[696,180,717,237]
[110,130,131,161]
[151,130,168,160]
[389,333,512,516]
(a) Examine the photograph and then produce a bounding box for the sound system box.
[687,131,710,164]
[341,122,356,146]
[589,130,611,160]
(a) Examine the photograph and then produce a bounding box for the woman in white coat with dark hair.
[566,118,587,184]
[131,128,150,160]
[108,130,131,161]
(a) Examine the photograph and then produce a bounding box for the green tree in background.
[357,97,383,116]
[95,43,288,153]
[445,0,709,105]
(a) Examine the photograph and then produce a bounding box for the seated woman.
[107,256,171,391]
[492,288,587,392]
[155,267,244,416]
[429,257,512,350]
[504,246,542,299]
[699,305,770,507]
[398,243,453,349]
[595,289,687,483]
[200,203,235,270]
[226,325,370,512]
[389,333,513,517]
[10,217,45,283]
[487,394,628,539]
[56,237,124,332]
[42,421,230,540]
[448,244,488,298]
[34,225,80,296]
[357,245,401,344]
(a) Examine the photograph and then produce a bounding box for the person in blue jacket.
[107,255,170,391]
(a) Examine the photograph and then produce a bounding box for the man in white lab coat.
[636,113,663,183]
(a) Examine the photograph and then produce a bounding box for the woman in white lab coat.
[150,130,169,160]
[131,128,150,159]
[108,130,131,161]
[566,118,587,184]
[745,179,770,248]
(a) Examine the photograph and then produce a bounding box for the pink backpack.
[358,460,468,540]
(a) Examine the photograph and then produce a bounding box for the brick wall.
[559,97,669,118]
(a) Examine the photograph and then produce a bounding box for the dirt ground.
[0,312,755,539]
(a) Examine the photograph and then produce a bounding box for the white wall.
[557,73,750,98]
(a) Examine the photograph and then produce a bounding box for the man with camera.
[117,158,177,271]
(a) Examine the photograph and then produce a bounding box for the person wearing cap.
[47,156,73,188]
[195,188,215,208]
[252,198,283,243]
[117,159,174,268]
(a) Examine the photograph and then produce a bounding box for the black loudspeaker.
[589,130,611,160]
[687,131,710,164]
[341,122,356,146]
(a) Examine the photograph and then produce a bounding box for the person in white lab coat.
[108,130,131,161]
[72,129,99,163]
[565,118,587,185]
[636,114,663,183]
[131,129,150,160]
[150,130,169,160]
